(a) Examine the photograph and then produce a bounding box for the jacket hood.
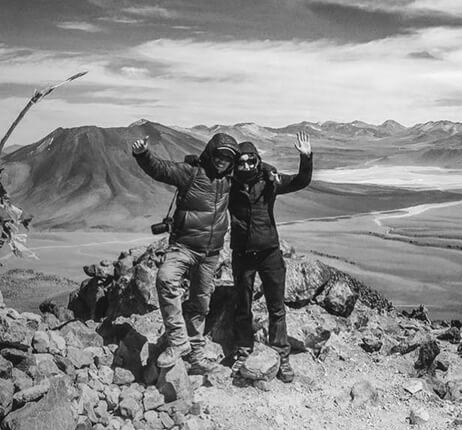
[235,141,262,184]
[238,141,261,160]
[199,133,239,178]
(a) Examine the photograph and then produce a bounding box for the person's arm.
[275,131,313,195]
[132,138,192,188]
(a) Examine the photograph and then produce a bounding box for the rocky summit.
[1,239,462,430]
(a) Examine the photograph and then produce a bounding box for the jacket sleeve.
[133,149,193,189]
[275,153,313,195]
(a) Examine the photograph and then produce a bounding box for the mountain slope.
[1,120,205,231]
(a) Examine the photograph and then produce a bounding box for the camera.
[151,217,173,235]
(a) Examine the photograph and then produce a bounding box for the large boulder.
[1,378,76,430]
[157,360,193,406]
[0,378,14,420]
[284,258,331,306]
[0,314,34,351]
[239,343,280,382]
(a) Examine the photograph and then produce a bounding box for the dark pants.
[232,247,290,358]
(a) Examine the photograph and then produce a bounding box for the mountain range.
[1,118,461,231]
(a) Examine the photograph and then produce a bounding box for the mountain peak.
[129,119,151,127]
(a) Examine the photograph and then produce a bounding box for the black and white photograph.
[1,1,462,429]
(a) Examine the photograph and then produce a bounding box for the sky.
[1,0,462,146]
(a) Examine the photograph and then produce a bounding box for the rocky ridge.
[0,240,462,429]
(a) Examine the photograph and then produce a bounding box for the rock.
[360,336,383,353]
[0,348,29,366]
[11,368,33,391]
[114,255,134,280]
[48,330,67,355]
[68,278,108,321]
[119,397,142,419]
[350,380,378,406]
[120,386,143,402]
[287,316,331,357]
[83,261,113,279]
[409,407,430,425]
[284,258,331,306]
[78,383,100,410]
[437,327,460,344]
[103,385,120,410]
[75,416,92,430]
[59,321,103,348]
[13,379,51,406]
[157,360,193,405]
[0,290,4,308]
[144,411,163,429]
[54,356,76,378]
[39,300,74,323]
[97,365,114,385]
[204,365,231,389]
[253,380,271,391]
[157,399,191,415]
[445,379,462,401]
[42,313,60,329]
[0,314,34,350]
[143,386,164,411]
[75,368,89,384]
[435,357,450,372]
[35,353,61,376]
[403,379,425,395]
[318,277,359,317]
[94,400,110,425]
[67,346,94,369]
[0,355,13,379]
[239,344,280,381]
[0,378,14,419]
[32,330,50,353]
[113,367,136,385]
[2,377,76,430]
[414,340,440,372]
[159,411,175,429]
[131,262,159,309]
[402,305,431,323]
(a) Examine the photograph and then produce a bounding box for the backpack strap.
[165,166,199,218]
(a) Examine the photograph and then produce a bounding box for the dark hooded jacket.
[133,133,239,254]
[229,141,313,253]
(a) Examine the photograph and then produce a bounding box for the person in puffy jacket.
[132,133,239,373]
[229,131,312,383]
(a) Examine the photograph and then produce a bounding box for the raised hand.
[294,131,312,155]
[132,136,149,154]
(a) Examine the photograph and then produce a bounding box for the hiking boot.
[231,353,247,377]
[187,347,218,375]
[277,356,294,383]
[188,357,218,375]
[157,343,191,368]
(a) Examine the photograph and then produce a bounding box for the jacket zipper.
[207,179,219,253]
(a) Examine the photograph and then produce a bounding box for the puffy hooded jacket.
[133,133,239,254]
[229,141,313,252]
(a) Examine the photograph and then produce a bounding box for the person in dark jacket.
[229,131,312,382]
[132,133,239,373]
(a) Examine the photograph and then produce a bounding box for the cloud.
[56,21,103,32]
[122,6,177,19]
[408,50,439,59]
[410,0,462,15]
[3,24,462,146]
[98,16,144,24]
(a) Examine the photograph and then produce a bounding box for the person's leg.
[156,245,194,367]
[183,252,220,374]
[258,248,294,382]
[231,251,257,374]
[184,252,219,346]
